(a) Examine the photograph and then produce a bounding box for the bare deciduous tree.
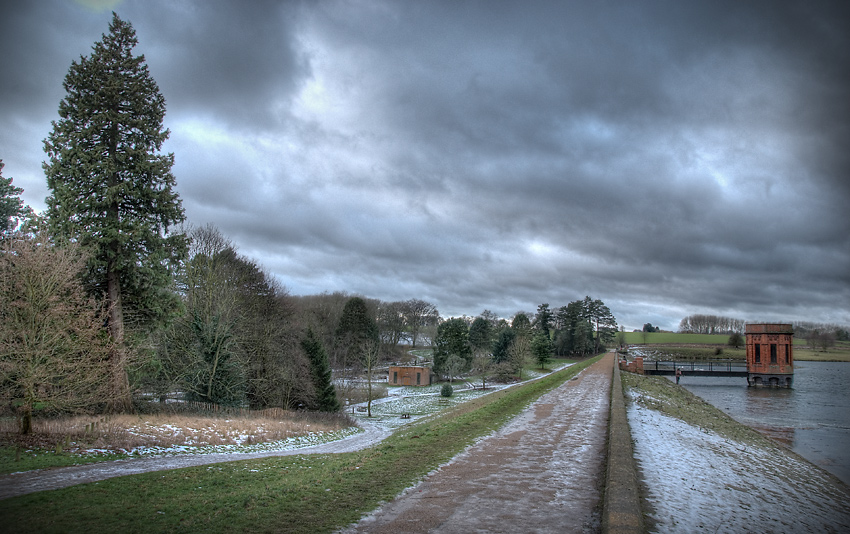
[403,299,439,348]
[0,233,112,433]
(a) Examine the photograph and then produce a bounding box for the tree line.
[677,314,747,335]
[432,298,617,385]
[678,314,848,350]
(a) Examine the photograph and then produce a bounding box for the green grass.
[622,331,811,346]
[521,357,575,375]
[0,446,127,476]
[791,347,850,362]
[0,355,603,534]
[622,332,850,361]
[622,332,734,345]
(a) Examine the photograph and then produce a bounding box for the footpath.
[343,352,621,533]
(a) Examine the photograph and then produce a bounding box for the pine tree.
[531,331,552,369]
[0,160,31,234]
[43,13,187,411]
[433,318,472,377]
[302,328,340,412]
[336,297,379,416]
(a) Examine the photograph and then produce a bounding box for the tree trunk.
[106,256,132,412]
[19,405,32,435]
[366,363,373,418]
[104,123,132,413]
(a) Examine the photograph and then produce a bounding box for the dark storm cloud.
[134,0,307,131]
[1,0,848,329]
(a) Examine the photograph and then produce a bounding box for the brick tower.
[745,323,794,387]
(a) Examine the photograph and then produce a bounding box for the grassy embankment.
[622,332,850,362]
[0,356,601,534]
[620,370,778,447]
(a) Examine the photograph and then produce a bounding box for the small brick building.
[388,365,432,387]
[745,323,794,387]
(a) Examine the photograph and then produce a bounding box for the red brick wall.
[745,324,793,374]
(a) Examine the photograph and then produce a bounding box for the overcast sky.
[2,0,848,331]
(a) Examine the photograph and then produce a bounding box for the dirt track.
[343,352,614,533]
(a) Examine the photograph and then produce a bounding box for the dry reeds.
[0,410,355,453]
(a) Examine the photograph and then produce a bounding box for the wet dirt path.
[343,352,614,534]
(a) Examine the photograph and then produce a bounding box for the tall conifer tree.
[0,160,32,234]
[302,328,340,412]
[43,13,187,411]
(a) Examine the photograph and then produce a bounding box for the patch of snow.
[628,397,850,532]
[348,363,576,433]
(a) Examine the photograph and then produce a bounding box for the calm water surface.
[673,361,850,486]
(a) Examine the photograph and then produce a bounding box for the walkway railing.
[642,360,748,376]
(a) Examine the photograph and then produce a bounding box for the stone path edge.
[602,356,645,534]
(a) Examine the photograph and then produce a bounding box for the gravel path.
[342,352,614,534]
[0,418,392,500]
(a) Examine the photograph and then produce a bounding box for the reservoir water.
[672,361,850,486]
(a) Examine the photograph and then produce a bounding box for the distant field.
[622,331,811,345]
[622,332,735,345]
[792,347,850,362]
[622,332,850,362]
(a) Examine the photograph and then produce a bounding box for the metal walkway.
[642,360,748,377]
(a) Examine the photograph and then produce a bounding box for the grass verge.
[0,355,603,534]
[0,446,127,476]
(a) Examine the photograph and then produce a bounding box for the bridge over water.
[642,360,748,377]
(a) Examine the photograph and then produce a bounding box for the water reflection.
[751,424,796,447]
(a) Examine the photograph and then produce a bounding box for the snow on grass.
[627,389,850,533]
[3,413,362,461]
[119,427,363,458]
[348,384,509,431]
[348,364,575,432]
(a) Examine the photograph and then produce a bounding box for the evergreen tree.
[531,331,552,369]
[43,14,187,411]
[584,296,617,354]
[433,318,472,377]
[336,297,379,415]
[0,160,32,234]
[492,328,516,363]
[534,303,553,338]
[336,297,379,348]
[553,300,592,356]
[302,328,340,412]
[468,316,493,355]
[511,312,532,332]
